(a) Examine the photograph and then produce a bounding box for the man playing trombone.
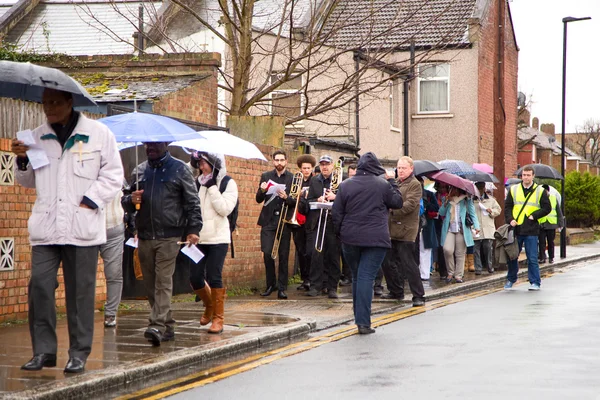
[300,155,341,299]
[256,150,295,299]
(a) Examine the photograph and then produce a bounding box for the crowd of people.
[9,88,565,373]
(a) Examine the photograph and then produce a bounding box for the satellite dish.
[518,92,526,107]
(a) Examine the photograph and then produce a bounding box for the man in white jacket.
[11,88,123,373]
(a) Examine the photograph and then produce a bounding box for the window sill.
[390,127,401,133]
[412,113,454,119]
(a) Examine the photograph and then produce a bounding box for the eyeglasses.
[273,158,286,163]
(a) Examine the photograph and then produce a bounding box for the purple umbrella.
[428,171,480,197]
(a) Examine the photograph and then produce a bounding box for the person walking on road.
[13,88,124,373]
[189,152,238,334]
[538,184,563,264]
[473,182,501,274]
[503,165,551,291]
[333,152,402,334]
[381,156,426,306]
[123,142,202,346]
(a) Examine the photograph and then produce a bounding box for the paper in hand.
[125,237,138,248]
[265,180,286,196]
[479,201,489,216]
[16,129,50,170]
[181,244,205,263]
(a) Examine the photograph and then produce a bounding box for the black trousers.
[292,226,311,282]
[307,224,341,291]
[539,228,556,260]
[261,225,291,290]
[374,267,384,289]
[190,243,229,289]
[382,240,425,300]
[29,245,99,360]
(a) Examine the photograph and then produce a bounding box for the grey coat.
[494,224,519,264]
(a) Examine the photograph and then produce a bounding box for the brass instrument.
[271,172,304,259]
[315,159,343,252]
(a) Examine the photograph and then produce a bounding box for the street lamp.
[561,16,591,259]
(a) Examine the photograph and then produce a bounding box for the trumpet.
[315,159,343,253]
[271,172,304,259]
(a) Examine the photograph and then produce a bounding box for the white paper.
[125,237,138,248]
[16,129,50,170]
[266,180,286,196]
[479,202,489,216]
[181,244,205,263]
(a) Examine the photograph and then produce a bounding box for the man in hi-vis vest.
[538,184,564,265]
[503,165,551,291]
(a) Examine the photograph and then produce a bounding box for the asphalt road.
[168,262,600,400]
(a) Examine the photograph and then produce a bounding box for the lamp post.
[561,16,591,259]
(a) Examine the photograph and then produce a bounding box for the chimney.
[532,117,539,130]
[540,123,555,135]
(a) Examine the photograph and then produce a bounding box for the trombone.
[314,159,343,253]
[271,172,303,259]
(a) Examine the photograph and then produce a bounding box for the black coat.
[299,173,333,232]
[122,152,203,240]
[255,169,295,228]
[332,152,403,248]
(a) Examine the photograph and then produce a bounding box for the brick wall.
[0,139,107,322]
[477,0,519,175]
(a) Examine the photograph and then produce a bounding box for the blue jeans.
[506,235,541,285]
[342,244,388,327]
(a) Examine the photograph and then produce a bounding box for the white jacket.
[15,114,124,246]
[198,175,238,245]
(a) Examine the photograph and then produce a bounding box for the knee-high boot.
[194,281,213,326]
[208,288,226,334]
[467,253,475,272]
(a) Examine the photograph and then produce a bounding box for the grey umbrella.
[413,160,444,177]
[0,61,96,107]
[515,164,564,180]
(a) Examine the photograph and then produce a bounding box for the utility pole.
[493,0,506,224]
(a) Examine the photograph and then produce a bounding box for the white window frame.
[389,79,401,131]
[269,72,304,126]
[417,63,450,114]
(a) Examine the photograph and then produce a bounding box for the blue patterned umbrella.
[438,159,479,177]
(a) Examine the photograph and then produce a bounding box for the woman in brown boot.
[189,152,238,334]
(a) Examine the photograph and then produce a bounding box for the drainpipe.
[353,51,360,152]
[138,5,144,54]
[403,42,415,156]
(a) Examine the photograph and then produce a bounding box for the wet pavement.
[1,242,599,399]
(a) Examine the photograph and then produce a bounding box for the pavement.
[2,242,600,400]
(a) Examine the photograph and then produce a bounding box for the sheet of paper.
[266,180,286,196]
[479,201,489,216]
[181,244,204,263]
[125,237,138,248]
[16,129,50,170]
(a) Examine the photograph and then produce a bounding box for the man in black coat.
[292,154,316,291]
[300,155,341,298]
[256,150,295,299]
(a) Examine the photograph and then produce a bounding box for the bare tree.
[570,119,600,165]
[76,0,477,127]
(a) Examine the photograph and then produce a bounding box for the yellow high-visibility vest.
[538,194,557,224]
[510,184,543,225]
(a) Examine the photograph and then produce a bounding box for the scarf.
[449,194,467,222]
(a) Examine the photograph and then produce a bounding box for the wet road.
[166,262,600,399]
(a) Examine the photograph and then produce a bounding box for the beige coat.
[15,114,124,246]
[473,196,501,240]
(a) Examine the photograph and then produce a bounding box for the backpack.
[218,175,239,258]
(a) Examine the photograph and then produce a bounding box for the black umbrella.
[515,164,563,180]
[413,160,444,177]
[505,178,522,186]
[469,172,500,183]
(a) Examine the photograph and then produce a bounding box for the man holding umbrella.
[12,88,124,373]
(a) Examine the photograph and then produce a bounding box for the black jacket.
[505,183,551,236]
[255,169,295,228]
[332,152,403,248]
[300,172,335,232]
[122,152,203,240]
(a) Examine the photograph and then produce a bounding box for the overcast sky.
[510,0,598,133]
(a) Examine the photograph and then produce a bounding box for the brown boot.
[194,282,213,326]
[467,254,475,272]
[208,288,226,334]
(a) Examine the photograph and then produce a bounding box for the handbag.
[465,212,474,228]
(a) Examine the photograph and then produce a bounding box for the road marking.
[117,286,502,400]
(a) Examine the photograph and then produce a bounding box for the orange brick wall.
[0,139,107,322]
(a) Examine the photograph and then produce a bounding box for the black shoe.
[488,268,495,273]
[539,258,546,264]
[373,287,383,296]
[21,354,57,371]
[306,288,319,297]
[357,325,376,335]
[339,278,352,286]
[475,270,482,275]
[412,298,426,307]
[328,290,339,299]
[321,288,328,295]
[440,275,448,281]
[162,327,175,342]
[297,281,310,291]
[549,259,554,264]
[278,290,288,299]
[144,327,162,346]
[64,357,86,374]
[261,286,276,297]
[381,293,404,300]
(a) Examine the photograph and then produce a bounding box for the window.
[270,73,302,119]
[389,79,400,129]
[418,63,450,113]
